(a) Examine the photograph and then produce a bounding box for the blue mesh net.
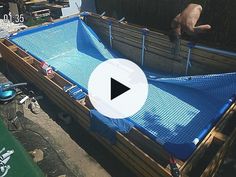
[132,73,236,144]
[10,17,236,159]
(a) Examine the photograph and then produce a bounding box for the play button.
[111,78,130,100]
[88,59,148,119]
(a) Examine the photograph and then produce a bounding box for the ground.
[0,58,236,177]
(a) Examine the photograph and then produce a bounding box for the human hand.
[171,4,211,36]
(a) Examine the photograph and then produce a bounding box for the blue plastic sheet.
[90,109,134,144]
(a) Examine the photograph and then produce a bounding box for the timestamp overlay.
[3,12,24,23]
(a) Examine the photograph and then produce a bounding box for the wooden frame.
[0,14,236,177]
[84,13,236,76]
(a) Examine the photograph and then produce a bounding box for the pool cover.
[9,17,236,160]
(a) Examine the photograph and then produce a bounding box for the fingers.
[171,3,210,37]
[193,24,211,33]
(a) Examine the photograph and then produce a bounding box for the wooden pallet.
[0,17,236,176]
[84,14,236,76]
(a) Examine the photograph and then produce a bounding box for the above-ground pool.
[10,17,236,160]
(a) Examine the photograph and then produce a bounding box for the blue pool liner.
[90,109,134,144]
[8,16,236,160]
[73,92,86,100]
[164,94,236,160]
[10,17,80,39]
[63,85,86,100]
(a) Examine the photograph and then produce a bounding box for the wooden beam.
[214,131,228,142]
[85,14,236,75]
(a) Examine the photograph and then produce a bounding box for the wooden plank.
[85,14,236,75]
[116,142,159,177]
[87,14,171,41]
[2,40,14,47]
[126,128,184,166]
[88,27,234,75]
[86,18,177,57]
[181,104,236,175]
[214,132,228,142]
[86,17,173,47]
[117,132,171,177]
[95,33,185,74]
[24,57,34,64]
[89,21,236,73]
[88,13,236,61]
[8,45,18,51]
[91,25,178,61]
[200,128,236,177]
[89,20,236,73]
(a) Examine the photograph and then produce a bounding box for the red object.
[40,62,53,75]
[169,155,180,177]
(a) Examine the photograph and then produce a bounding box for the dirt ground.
[0,58,236,177]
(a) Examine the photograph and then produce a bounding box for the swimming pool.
[9,16,236,160]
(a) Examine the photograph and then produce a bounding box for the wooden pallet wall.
[85,14,236,76]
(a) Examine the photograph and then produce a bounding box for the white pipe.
[99,12,106,17]
[19,96,29,104]
[192,138,199,145]
[118,17,125,23]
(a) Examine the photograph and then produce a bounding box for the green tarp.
[0,117,44,177]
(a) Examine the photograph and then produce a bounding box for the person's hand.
[171,4,211,36]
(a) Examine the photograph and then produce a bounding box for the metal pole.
[141,28,149,67]
[194,45,236,57]
[185,48,192,75]
[141,34,145,66]
[186,43,236,75]
[189,43,236,58]
[108,21,113,48]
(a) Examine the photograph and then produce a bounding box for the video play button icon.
[88,59,148,119]
[111,78,130,100]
